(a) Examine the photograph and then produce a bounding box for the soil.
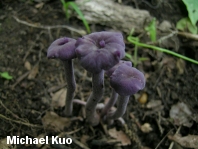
[0,0,198,149]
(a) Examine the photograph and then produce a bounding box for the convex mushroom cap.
[110,64,145,96]
[47,37,77,60]
[75,31,125,73]
[105,60,132,77]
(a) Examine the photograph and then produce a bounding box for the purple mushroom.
[106,64,145,121]
[47,37,76,117]
[101,60,132,117]
[75,31,125,126]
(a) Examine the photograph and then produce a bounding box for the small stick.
[177,31,198,41]
[0,100,27,123]
[11,71,30,88]
[0,113,42,128]
[58,126,84,136]
[155,129,173,149]
[168,126,181,149]
[13,16,86,35]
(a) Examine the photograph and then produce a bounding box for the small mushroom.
[101,60,132,117]
[105,60,132,77]
[75,31,125,126]
[106,64,145,121]
[47,37,76,117]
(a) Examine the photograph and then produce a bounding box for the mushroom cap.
[110,64,145,96]
[75,31,125,73]
[105,60,132,77]
[47,37,77,61]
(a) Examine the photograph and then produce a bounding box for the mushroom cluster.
[47,31,145,126]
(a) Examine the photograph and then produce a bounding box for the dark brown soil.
[0,1,198,149]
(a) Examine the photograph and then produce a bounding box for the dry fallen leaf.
[108,128,131,146]
[146,100,162,109]
[168,134,198,148]
[80,135,90,145]
[24,61,32,70]
[51,88,66,108]
[176,59,185,75]
[35,2,44,9]
[169,102,193,127]
[41,111,71,132]
[28,63,39,79]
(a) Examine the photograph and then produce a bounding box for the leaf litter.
[108,127,131,146]
[169,102,193,127]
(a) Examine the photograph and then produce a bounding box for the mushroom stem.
[85,70,104,126]
[63,60,76,117]
[101,89,118,117]
[106,96,129,120]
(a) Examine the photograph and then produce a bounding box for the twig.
[59,127,84,136]
[168,126,181,149]
[148,31,198,46]
[156,112,164,135]
[154,66,165,88]
[129,113,141,130]
[11,61,41,89]
[0,100,28,123]
[11,71,30,88]
[47,83,67,93]
[155,129,173,149]
[0,113,42,128]
[13,16,86,35]
[177,31,198,41]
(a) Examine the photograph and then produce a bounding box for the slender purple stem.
[101,89,118,117]
[63,60,76,117]
[85,70,104,126]
[106,96,129,120]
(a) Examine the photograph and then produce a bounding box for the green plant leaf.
[176,17,197,34]
[182,0,198,26]
[0,72,13,80]
[145,18,156,42]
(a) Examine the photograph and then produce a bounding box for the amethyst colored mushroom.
[47,37,76,117]
[75,31,125,126]
[101,60,132,117]
[106,64,145,121]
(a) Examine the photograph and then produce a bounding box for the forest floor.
[0,0,198,149]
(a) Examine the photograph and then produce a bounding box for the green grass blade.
[127,36,198,65]
[125,53,132,60]
[68,2,90,33]
[60,0,70,20]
